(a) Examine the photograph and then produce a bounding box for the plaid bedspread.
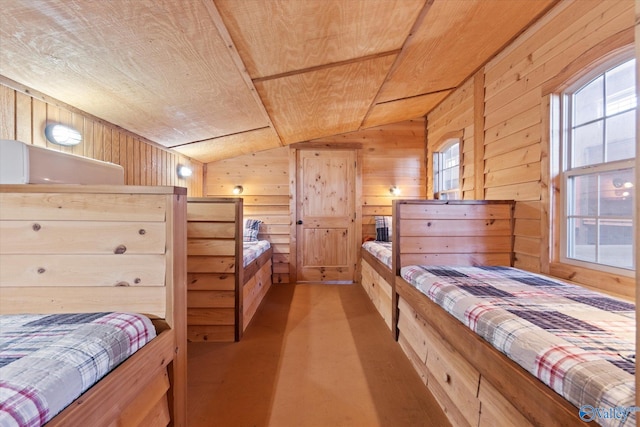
[243,240,271,267]
[401,265,636,427]
[362,241,392,269]
[0,312,156,427]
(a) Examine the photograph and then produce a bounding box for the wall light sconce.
[233,185,244,195]
[177,165,192,178]
[389,185,400,196]
[44,123,82,146]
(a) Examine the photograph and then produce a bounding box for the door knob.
[296,220,303,224]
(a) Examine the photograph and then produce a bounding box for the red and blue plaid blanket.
[0,312,156,427]
[401,265,635,427]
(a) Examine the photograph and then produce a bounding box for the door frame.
[289,143,363,283]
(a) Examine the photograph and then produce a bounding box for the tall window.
[561,57,636,274]
[433,140,460,200]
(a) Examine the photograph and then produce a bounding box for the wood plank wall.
[0,81,204,196]
[426,78,476,200]
[204,119,427,283]
[204,147,290,283]
[426,0,635,298]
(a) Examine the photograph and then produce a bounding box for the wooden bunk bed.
[0,184,187,427]
[360,240,393,329]
[360,211,394,330]
[186,197,273,342]
[391,199,633,427]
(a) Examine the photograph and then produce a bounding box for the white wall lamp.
[177,165,192,178]
[233,185,243,195]
[44,123,82,146]
[389,185,400,196]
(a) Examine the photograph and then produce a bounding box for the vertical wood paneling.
[82,118,93,159]
[0,85,16,140]
[1,81,204,196]
[31,99,47,147]
[426,0,634,296]
[15,92,31,143]
[70,112,83,156]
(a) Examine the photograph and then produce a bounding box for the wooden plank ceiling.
[0,0,556,163]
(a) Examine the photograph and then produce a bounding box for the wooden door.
[296,149,357,283]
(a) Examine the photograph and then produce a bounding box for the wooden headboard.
[186,197,244,342]
[0,185,186,326]
[0,184,187,426]
[392,199,515,275]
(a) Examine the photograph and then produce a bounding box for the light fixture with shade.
[389,185,400,196]
[177,165,192,178]
[233,185,243,195]
[44,123,82,146]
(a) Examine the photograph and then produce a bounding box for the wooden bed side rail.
[361,246,393,285]
[396,278,590,427]
[0,184,188,427]
[186,197,243,342]
[242,247,273,332]
[47,328,176,427]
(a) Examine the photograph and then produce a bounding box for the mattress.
[400,265,635,427]
[243,240,271,267]
[362,241,392,269]
[0,312,156,426]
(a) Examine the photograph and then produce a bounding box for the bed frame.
[186,197,273,342]
[391,199,593,426]
[360,243,394,330]
[0,184,187,427]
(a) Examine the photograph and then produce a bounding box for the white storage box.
[0,139,124,184]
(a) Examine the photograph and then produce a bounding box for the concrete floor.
[187,283,451,427]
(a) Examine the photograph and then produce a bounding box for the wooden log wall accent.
[186,197,242,342]
[0,80,204,196]
[426,0,635,298]
[204,120,427,283]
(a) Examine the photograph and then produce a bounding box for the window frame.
[433,137,461,200]
[557,54,636,278]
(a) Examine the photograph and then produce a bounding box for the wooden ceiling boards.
[0,0,557,162]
